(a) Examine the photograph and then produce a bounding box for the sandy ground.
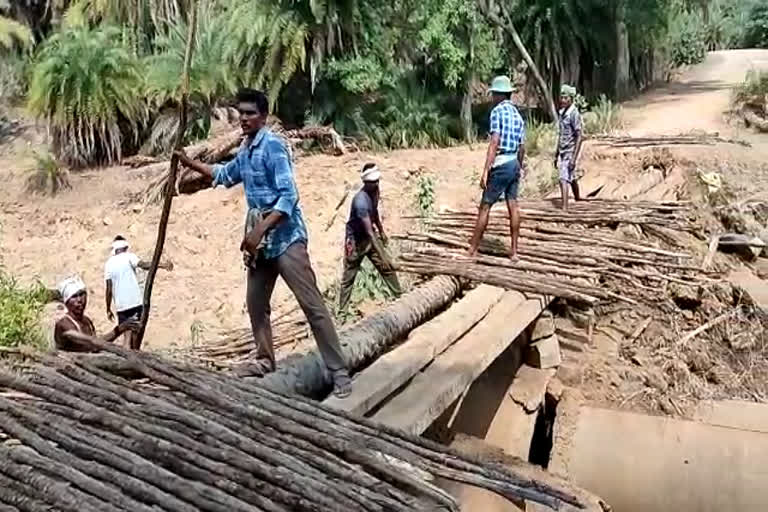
[1,49,767,354]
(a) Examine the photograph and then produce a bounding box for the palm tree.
[227,0,363,107]
[142,9,238,152]
[27,25,147,166]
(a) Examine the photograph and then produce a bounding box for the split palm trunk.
[261,276,462,397]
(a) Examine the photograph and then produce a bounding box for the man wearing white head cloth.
[104,235,172,349]
[554,84,584,211]
[54,275,138,352]
[339,162,402,311]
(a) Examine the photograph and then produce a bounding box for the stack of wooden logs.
[0,343,609,512]
[396,200,715,307]
[591,133,750,148]
[187,306,310,368]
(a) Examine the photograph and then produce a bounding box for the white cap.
[58,276,86,303]
[361,165,381,182]
[112,239,129,254]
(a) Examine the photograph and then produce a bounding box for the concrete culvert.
[550,395,768,512]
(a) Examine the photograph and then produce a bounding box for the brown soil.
[1,50,768,417]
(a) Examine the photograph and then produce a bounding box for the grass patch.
[584,95,623,135]
[26,152,71,195]
[524,120,557,158]
[0,270,49,350]
[733,70,768,110]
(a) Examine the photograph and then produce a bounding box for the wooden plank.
[372,292,549,435]
[324,285,506,415]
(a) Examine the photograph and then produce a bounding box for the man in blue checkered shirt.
[468,75,526,261]
[175,88,351,398]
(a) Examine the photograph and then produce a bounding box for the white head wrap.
[112,239,129,255]
[58,276,86,304]
[361,165,381,183]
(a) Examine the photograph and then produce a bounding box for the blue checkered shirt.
[489,100,525,154]
[212,128,308,259]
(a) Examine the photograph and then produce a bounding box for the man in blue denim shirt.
[176,89,351,397]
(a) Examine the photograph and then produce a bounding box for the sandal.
[233,358,274,378]
[332,369,353,399]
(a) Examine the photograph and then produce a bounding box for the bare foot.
[509,252,519,262]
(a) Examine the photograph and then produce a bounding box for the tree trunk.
[477,1,558,123]
[614,3,631,100]
[460,79,474,143]
[261,276,462,397]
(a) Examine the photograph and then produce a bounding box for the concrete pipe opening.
[550,401,768,512]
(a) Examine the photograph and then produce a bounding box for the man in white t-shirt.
[104,235,172,349]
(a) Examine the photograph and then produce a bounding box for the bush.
[524,120,557,157]
[363,81,457,149]
[0,270,49,349]
[26,151,71,195]
[667,9,707,67]
[27,25,147,167]
[743,3,768,49]
[583,95,622,135]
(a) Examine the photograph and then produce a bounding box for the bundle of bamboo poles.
[187,307,310,368]
[396,200,715,306]
[591,133,750,148]
[0,344,608,512]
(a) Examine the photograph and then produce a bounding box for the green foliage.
[0,270,48,349]
[414,174,436,217]
[584,94,622,135]
[325,56,392,95]
[667,8,707,67]
[360,80,457,150]
[524,120,556,157]
[417,0,502,90]
[325,258,398,325]
[27,25,147,166]
[142,12,237,152]
[26,151,71,195]
[743,2,768,48]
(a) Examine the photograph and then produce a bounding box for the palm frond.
[0,15,33,50]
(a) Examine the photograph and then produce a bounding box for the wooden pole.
[135,4,198,350]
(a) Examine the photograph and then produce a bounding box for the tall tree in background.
[419,0,502,141]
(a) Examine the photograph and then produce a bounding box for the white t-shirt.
[104,252,142,312]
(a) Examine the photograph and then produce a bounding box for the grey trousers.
[246,241,347,373]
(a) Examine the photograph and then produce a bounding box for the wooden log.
[21,366,405,512]
[324,285,506,415]
[259,276,462,397]
[371,292,548,435]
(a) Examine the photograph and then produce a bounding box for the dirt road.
[621,49,768,137]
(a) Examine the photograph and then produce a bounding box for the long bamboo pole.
[135,4,198,349]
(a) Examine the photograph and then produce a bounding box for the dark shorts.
[117,305,143,324]
[482,159,520,204]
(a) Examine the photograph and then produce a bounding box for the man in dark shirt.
[339,163,402,311]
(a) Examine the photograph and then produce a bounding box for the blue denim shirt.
[212,128,308,259]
